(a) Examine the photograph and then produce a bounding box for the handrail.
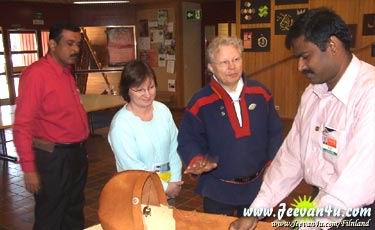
[249,43,373,77]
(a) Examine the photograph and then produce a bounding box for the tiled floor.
[0,127,204,230]
[0,115,313,229]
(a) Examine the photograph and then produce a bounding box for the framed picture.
[241,28,271,52]
[363,14,375,36]
[106,26,136,66]
[240,0,271,24]
[275,8,307,35]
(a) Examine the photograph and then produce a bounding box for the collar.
[313,55,359,105]
[211,75,245,99]
[46,54,72,76]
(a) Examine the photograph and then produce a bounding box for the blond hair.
[206,36,243,64]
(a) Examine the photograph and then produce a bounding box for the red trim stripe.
[210,80,251,139]
[188,93,220,116]
[243,86,272,101]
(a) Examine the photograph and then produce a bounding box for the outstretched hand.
[184,156,217,175]
[166,181,184,198]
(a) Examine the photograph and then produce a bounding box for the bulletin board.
[136,7,177,94]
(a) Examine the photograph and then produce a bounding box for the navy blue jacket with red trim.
[177,77,283,205]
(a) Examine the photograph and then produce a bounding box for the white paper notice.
[158,54,166,67]
[148,20,158,28]
[166,60,175,74]
[138,37,151,50]
[168,79,176,92]
[167,22,174,33]
[166,54,175,61]
[150,29,164,43]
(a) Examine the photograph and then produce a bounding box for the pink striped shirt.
[251,55,375,224]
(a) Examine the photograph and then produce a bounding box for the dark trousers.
[33,145,88,230]
[203,197,250,217]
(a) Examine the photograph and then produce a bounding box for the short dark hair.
[119,60,157,102]
[49,23,81,43]
[285,8,352,51]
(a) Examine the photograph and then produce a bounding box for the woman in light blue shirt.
[108,60,183,198]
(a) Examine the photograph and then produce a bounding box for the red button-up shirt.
[13,54,89,172]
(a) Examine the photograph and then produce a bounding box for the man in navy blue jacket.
[177,36,283,216]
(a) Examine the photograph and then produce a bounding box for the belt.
[54,141,85,149]
[33,138,85,152]
[218,166,267,184]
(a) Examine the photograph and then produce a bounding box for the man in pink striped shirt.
[230,8,374,230]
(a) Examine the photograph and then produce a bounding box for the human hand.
[184,156,217,175]
[166,181,184,198]
[229,217,258,230]
[24,172,41,194]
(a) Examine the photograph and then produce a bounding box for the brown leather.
[32,138,55,153]
[98,170,274,230]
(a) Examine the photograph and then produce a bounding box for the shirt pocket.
[321,125,346,162]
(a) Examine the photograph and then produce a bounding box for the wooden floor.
[0,112,314,229]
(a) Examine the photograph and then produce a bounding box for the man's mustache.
[70,53,80,59]
[302,69,314,75]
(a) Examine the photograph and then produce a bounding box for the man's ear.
[48,39,57,51]
[328,36,339,55]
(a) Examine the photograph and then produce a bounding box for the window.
[9,30,39,97]
[41,30,49,56]
[0,29,9,100]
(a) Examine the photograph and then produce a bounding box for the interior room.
[1,0,374,229]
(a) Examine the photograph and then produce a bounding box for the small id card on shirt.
[322,126,338,156]
[153,162,171,183]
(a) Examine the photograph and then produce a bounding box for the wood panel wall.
[236,0,375,119]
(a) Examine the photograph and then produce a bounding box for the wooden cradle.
[98,170,273,230]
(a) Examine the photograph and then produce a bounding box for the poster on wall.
[240,0,271,24]
[275,0,308,5]
[275,8,307,35]
[106,27,136,66]
[241,28,271,52]
[362,14,375,36]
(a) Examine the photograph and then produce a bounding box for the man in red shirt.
[13,23,89,229]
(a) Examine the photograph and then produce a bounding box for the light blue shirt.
[108,101,182,190]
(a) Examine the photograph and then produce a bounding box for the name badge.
[322,126,338,156]
[153,162,171,182]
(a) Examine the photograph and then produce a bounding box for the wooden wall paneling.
[236,0,375,119]
[0,2,70,29]
[69,4,137,26]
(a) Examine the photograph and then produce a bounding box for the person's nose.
[297,57,307,72]
[144,89,151,97]
[72,44,80,53]
[228,60,236,69]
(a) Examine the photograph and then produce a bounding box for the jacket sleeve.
[266,97,283,160]
[167,109,182,182]
[177,109,208,167]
